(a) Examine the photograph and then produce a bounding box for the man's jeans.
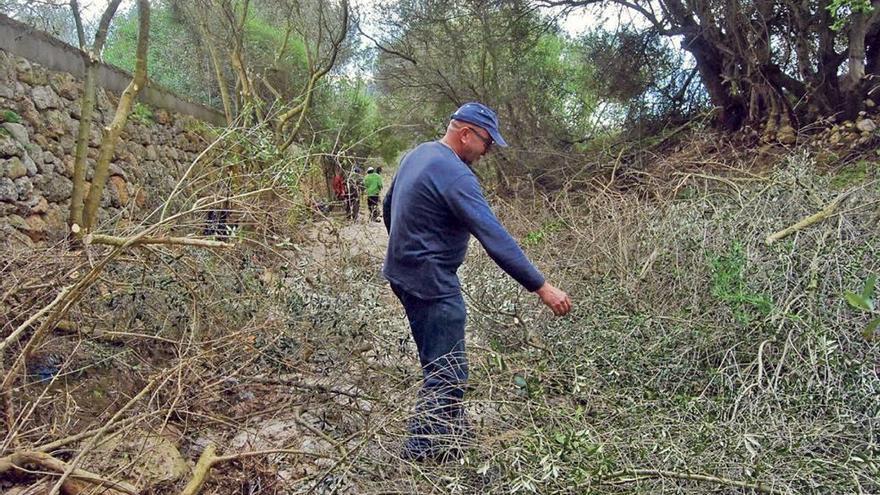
[390,283,469,457]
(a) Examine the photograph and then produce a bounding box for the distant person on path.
[345,167,364,220]
[382,102,572,461]
[332,167,346,212]
[364,167,383,222]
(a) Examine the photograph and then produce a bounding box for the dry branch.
[85,233,233,249]
[0,451,137,494]
[0,287,71,355]
[178,444,330,495]
[47,374,161,495]
[178,444,216,495]
[35,414,148,453]
[599,468,788,494]
[672,171,744,196]
[764,190,852,245]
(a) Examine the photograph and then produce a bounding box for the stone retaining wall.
[0,48,211,246]
[0,13,225,125]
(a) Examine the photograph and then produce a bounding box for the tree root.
[599,468,788,494]
[0,450,137,495]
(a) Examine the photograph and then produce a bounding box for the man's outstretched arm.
[444,174,572,316]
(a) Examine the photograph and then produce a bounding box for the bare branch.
[357,20,418,66]
[85,234,233,249]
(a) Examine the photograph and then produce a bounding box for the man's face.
[459,125,493,165]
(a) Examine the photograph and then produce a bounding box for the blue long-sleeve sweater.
[382,141,545,299]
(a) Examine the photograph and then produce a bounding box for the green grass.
[708,241,774,323]
[129,102,154,124]
[1,108,22,124]
[830,159,873,189]
[524,220,565,246]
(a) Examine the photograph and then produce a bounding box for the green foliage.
[830,160,872,189]
[129,102,154,124]
[0,108,22,124]
[244,14,307,71]
[579,27,706,130]
[708,242,774,323]
[844,274,879,340]
[515,33,597,140]
[105,4,211,104]
[314,78,407,165]
[490,421,615,491]
[827,0,875,30]
[524,220,565,246]
[183,118,212,136]
[372,2,604,162]
[103,2,314,110]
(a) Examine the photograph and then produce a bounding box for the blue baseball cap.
[450,102,508,147]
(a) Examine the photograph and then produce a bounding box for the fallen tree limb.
[598,468,787,494]
[765,190,853,245]
[2,255,116,447]
[0,450,137,494]
[85,233,232,249]
[672,171,744,196]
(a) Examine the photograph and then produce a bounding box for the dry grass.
[433,149,878,494]
[330,147,879,494]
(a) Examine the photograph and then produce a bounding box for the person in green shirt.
[363,167,383,222]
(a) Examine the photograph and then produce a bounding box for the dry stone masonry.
[0,49,212,246]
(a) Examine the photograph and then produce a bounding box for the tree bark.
[69,63,97,228]
[843,6,872,118]
[865,22,880,77]
[683,33,746,131]
[82,0,151,232]
[222,0,264,123]
[277,0,350,151]
[194,7,234,125]
[68,0,124,229]
[661,0,747,130]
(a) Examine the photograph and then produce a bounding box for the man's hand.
[535,282,572,316]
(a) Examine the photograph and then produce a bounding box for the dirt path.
[301,215,388,263]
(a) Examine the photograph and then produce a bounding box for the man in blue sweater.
[382,102,572,461]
